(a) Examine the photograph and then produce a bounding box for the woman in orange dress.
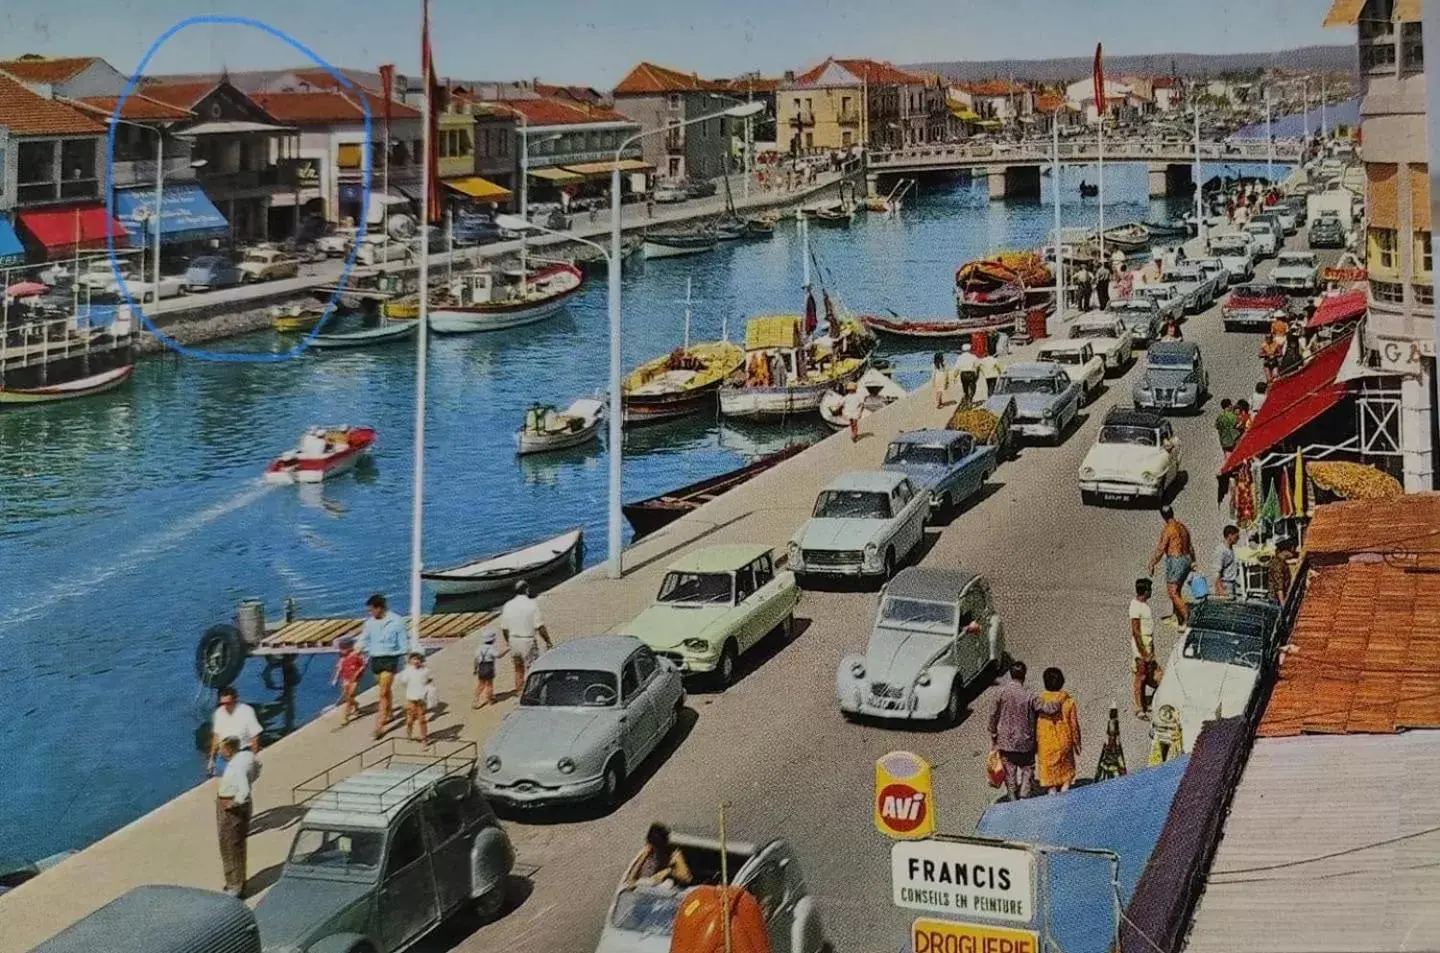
[1036,667,1082,793]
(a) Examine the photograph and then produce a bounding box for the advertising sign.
[874,751,935,840]
[1322,266,1367,283]
[892,837,1036,924]
[911,918,1040,953]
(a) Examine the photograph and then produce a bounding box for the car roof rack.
[292,739,478,814]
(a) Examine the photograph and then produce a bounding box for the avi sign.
[875,751,935,839]
[892,837,1037,924]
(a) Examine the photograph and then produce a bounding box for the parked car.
[239,247,301,282]
[1307,210,1347,249]
[1078,407,1181,504]
[1220,282,1288,333]
[623,545,800,687]
[1133,340,1209,413]
[1243,221,1279,258]
[1135,283,1187,326]
[1035,339,1105,403]
[598,833,829,953]
[787,470,929,583]
[1160,262,1218,312]
[29,885,259,953]
[984,362,1082,444]
[183,255,243,292]
[652,185,689,204]
[1270,250,1321,295]
[122,274,187,300]
[316,227,359,257]
[75,258,128,293]
[1192,257,1231,295]
[1108,297,1163,348]
[682,179,718,199]
[478,636,685,809]
[1150,599,1282,754]
[1206,235,1256,282]
[257,747,514,952]
[354,234,412,266]
[1068,312,1135,374]
[1266,205,1299,235]
[835,568,1006,725]
[881,429,997,516]
[452,213,504,246]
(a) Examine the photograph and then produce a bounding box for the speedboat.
[264,426,376,484]
[515,398,605,455]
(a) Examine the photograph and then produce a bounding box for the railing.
[837,109,862,125]
[789,110,816,127]
[867,137,1306,168]
[108,156,196,188]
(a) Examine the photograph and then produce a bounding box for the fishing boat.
[819,368,907,429]
[264,425,376,485]
[622,279,744,425]
[421,528,583,596]
[807,199,854,228]
[714,220,749,241]
[382,295,419,320]
[429,261,584,333]
[642,232,718,259]
[1143,219,1189,240]
[744,213,778,237]
[622,445,810,539]
[307,321,417,350]
[516,398,605,455]
[1102,222,1151,252]
[955,252,1054,319]
[0,364,134,404]
[270,304,327,333]
[718,313,869,420]
[861,309,1025,339]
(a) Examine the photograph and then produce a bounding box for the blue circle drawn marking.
[105,15,372,362]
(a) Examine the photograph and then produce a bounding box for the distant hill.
[909,45,1355,83]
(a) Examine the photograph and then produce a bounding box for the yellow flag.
[1295,450,1307,514]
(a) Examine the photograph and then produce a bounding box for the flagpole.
[1097,111,1105,256]
[408,0,433,647]
[1053,110,1065,323]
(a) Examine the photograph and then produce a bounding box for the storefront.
[15,204,128,259]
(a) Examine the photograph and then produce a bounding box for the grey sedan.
[1133,340,1209,413]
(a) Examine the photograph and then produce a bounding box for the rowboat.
[744,211,779,237]
[264,426,376,484]
[622,340,744,425]
[0,364,134,404]
[516,398,605,455]
[1102,222,1152,252]
[819,368,907,429]
[642,233,718,259]
[809,203,854,228]
[861,310,1024,339]
[307,321,417,349]
[622,445,810,540]
[270,305,327,333]
[429,262,584,334]
[1078,181,1099,197]
[956,252,1054,319]
[1143,220,1188,240]
[421,528,584,596]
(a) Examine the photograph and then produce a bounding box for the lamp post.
[709,91,756,201]
[108,117,187,305]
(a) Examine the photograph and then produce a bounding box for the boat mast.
[801,216,811,292]
[1053,107,1065,324]
[1097,103,1105,257]
[408,0,434,648]
[683,277,692,352]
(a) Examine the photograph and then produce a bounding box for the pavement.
[0,212,1334,953]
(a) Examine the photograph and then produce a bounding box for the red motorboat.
[265,426,376,484]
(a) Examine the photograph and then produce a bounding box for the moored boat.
[1102,222,1151,252]
[0,364,135,404]
[622,444,810,539]
[642,233,717,259]
[718,314,869,420]
[861,309,1025,339]
[1143,219,1188,240]
[819,368,907,429]
[809,201,854,228]
[270,304,327,333]
[382,296,419,320]
[1078,181,1099,197]
[955,252,1054,319]
[515,398,605,455]
[622,340,744,425]
[744,212,779,237]
[264,426,376,484]
[307,321,417,349]
[428,262,584,333]
[421,528,584,596]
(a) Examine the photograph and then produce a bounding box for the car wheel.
[1080,489,1098,506]
[938,492,953,517]
[601,759,626,809]
[715,640,739,689]
[943,681,963,728]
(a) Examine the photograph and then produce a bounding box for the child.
[931,353,948,409]
[332,637,366,724]
[473,629,509,709]
[395,652,432,746]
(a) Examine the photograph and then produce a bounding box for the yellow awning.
[745,315,803,351]
[444,176,512,201]
[950,108,980,122]
[1395,0,1420,20]
[562,159,655,177]
[1323,0,1364,26]
[977,119,1002,129]
[529,167,583,184]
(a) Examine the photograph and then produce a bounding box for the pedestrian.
[332,637,366,724]
[473,628,509,709]
[1260,334,1284,382]
[954,343,981,405]
[979,349,1003,398]
[396,651,432,746]
[1251,380,1268,411]
[1213,525,1242,598]
[988,660,1063,802]
[208,686,262,777]
[501,580,553,694]
[1225,197,1235,223]
[1269,311,1290,339]
[1235,399,1253,433]
[842,381,866,442]
[1111,247,1126,275]
[646,197,655,219]
[215,736,260,897]
[1128,579,1164,719]
[931,352,949,408]
[1147,506,1196,627]
[1095,264,1111,309]
[1072,263,1091,310]
[1214,399,1241,453]
[994,329,1011,356]
[1268,538,1297,604]
[1035,667,1082,794]
[357,592,410,740]
[1161,319,1183,341]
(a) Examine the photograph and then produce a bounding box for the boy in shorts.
[473,629,509,709]
[395,652,432,747]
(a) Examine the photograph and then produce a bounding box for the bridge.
[867,137,1304,199]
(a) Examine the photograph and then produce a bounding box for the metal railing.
[868,138,1305,168]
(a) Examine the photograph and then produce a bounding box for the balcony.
[837,109,862,125]
[665,132,684,153]
[108,156,197,189]
[788,110,815,128]
[17,178,99,205]
[196,165,297,194]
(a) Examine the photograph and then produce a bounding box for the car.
[1035,340,1105,402]
[315,227,359,257]
[256,745,515,953]
[452,213,504,246]
[1067,312,1135,374]
[30,885,260,953]
[75,259,129,293]
[598,833,829,953]
[1307,211,1347,249]
[1267,205,1299,235]
[479,636,685,809]
[787,470,929,583]
[1135,283,1187,326]
[1270,250,1321,295]
[984,362,1082,444]
[1133,340,1209,413]
[1192,257,1231,295]
[1161,262,1218,312]
[1220,282,1288,333]
[1108,297,1163,348]
[1206,235,1256,282]
[238,247,301,282]
[881,429,997,516]
[354,234,412,266]
[682,179,718,199]
[1149,599,1282,754]
[1243,221,1279,258]
[122,273,187,300]
[183,255,243,292]
[623,545,800,687]
[1078,407,1182,504]
[835,568,1006,725]
[652,185,688,204]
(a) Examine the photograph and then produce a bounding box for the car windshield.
[1182,626,1265,669]
[1070,324,1115,339]
[879,596,957,633]
[885,443,949,466]
[1140,288,1172,301]
[1212,243,1247,255]
[1148,351,1194,370]
[521,669,618,707]
[1234,286,1282,300]
[1100,425,1160,446]
[288,828,384,876]
[611,886,687,935]
[656,571,734,605]
[995,376,1057,395]
[243,252,269,262]
[1162,272,1195,283]
[1277,255,1313,267]
[1244,225,1270,235]
[1039,350,1083,365]
[1111,301,1153,314]
[813,490,891,519]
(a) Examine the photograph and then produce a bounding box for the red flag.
[804,291,817,336]
[1092,43,1106,118]
[420,0,442,225]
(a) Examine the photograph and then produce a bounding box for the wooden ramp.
[259,610,497,652]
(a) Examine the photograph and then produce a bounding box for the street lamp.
[108,117,198,305]
[484,103,561,278]
[708,92,757,201]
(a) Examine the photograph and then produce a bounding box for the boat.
[642,233,718,259]
[382,296,419,320]
[955,252,1054,319]
[264,425,376,484]
[516,397,605,455]
[622,280,745,426]
[270,305,327,333]
[0,364,135,404]
[429,261,584,333]
[622,445,810,539]
[819,368,907,429]
[714,220,749,241]
[743,215,777,237]
[421,528,584,596]
[1078,181,1099,197]
[861,309,1027,339]
[1143,220,1189,240]
[718,313,869,420]
[307,321,417,350]
[864,178,915,214]
[808,200,854,228]
[1102,222,1152,252]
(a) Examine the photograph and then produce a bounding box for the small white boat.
[429,263,584,334]
[264,426,376,484]
[0,364,134,404]
[642,233,717,259]
[515,398,605,455]
[819,369,907,429]
[421,528,584,596]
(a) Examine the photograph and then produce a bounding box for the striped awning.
[561,159,655,177]
[445,176,512,201]
[528,167,583,184]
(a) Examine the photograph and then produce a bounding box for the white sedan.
[122,274,187,300]
[1035,340,1104,403]
[1067,312,1135,375]
[1078,407,1181,505]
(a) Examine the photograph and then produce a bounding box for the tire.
[716,640,739,688]
[942,681,963,728]
[600,758,626,809]
[196,624,247,689]
[1080,489,1098,506]
[938,492,953,517]
[776,613,797,642]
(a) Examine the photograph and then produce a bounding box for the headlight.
[485,755,502,773]
[1138,382,1152,393]
[557,757,575,774]
[1141,471,1156,482]
[788,540,800,558]
[682,638,710,651]
[916,672,931,687]
[864,542,878,560]
[850,661,866,678]
[1042,408,1055,420]
[1081,466,1095,478]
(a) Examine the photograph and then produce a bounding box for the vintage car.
[1206,235,1256,282]
[1078,407,1181,504]
[881,429,997,515]
[597,832,829,953]
[75,258,129,293]
[239,247,301,282]
[1307,210,1347,249]
[1068,311,1136,373]
[183,255,243,292]
[623,545,800,687]
[1220,282,1288,333]
[835,568,1006,725]
[1108,297,1163,348]
[1264,204,1299,235]
[121,274,187,301]
[30,885,260,953]
[1160,262,1218,313]
[354,235,412,266]
[1192,256,1231,295]
[1035,340,1104,403]
[1270,250,1321,295]
[1242,220,1279,258]
[984,362,1082,444]
[787,470,929,583]
[1150,599,1282,755]
[1135,283,1187,326]
[652,185,689,204]
[1133,340,1209,413]
[316,227,360,257]
[478,636,685,809]
[256,745,514,953]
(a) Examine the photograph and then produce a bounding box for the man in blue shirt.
[357,593,410,739]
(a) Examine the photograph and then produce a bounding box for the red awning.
[17,205,128,256]
[1221,334,1354,473]
[1307,289,1367,330]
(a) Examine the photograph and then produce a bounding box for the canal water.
[0,158,1269,859]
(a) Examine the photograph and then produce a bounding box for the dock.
[251,609,497,655]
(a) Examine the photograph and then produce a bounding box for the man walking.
[953,344,982,406]
[1095,264,1111,310]
[1128,579,1164,719]
[1213,525,1241,597]
[1148,506,1196,627]
[207,686,262,777]
[988,661,1062,801]
[357,593,410,740]
[978,350,1003,400]
[1214,399,1241,454]
[501,581,553,695]
[215,736,260,896]
[1072,263,1092,311]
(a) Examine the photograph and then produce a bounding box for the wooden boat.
[623,445,810,539]
[955,252,1054,319]
[643,233,718,259]
[861,309,1024,339]
[743,216,777,237]
[0,364,134,404]
[809,202,854,228]
[515,398,604,455]
[429,262,584,333]
[264,425,376,484]
[1143,220,1189,240]
[270,305,326,333]
[308,321,417,350]
[819,368,907,429]
[718,314,869,420]
[421,528,583,596]
[623,340,744,425]
[382,295,419,320]
[714,219,749,241]
[1102,222,1151,252]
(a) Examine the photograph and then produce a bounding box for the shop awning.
[1221,334,1354,473]
[950,108,981,122]
[0,218,25,268]
[1308,289,1367,330]
[528,167,583,184]
[17,205,128,257]
[560,159,655,177]
[444,176,512,201]
[114,183,228,244]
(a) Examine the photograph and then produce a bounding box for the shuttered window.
[337,143,362,169]
[1410,164,1431,231]
[1369,227,1399,272]
[1368,162,1399,228]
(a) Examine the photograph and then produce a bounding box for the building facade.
[612,63,736,184]
[488,96,645,203]
[779,58,938,154]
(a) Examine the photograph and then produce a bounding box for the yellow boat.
[621,340,744,426]
[717,314,869,420]
[382,296,420,321]
[269,305,325,333]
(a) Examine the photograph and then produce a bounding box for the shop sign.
[892,837,1036,924]
[1376,335,1436,372]
[911,918,1040,953]
[1323,267,1367,283]
[875,751,935,840]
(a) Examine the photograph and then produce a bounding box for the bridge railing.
[867,138,1304,168]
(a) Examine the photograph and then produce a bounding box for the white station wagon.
[1035,340,1104,403]
[788,470,928,584]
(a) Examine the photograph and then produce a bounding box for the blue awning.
[974,758,1189,953]
[115,183,228,244]
[0,217,24,268]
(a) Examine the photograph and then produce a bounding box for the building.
[1065,77,1153,125]
[959,79,1035,126]
[716,73,780,146]
[611,62,735,184]
[1151,76,1182,112]
[481,96,645,204]
[779,57,940,154]
[1325,0,1436,490]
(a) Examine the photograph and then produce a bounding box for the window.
[1414,282,1435,305]
[17,140,54,184]
[480,128,491,158]
[386,812,425,874]
[668,93,682,110]
[752,555,774,588]
[1370,227,1399,270]
[620,659,640,700]
[842,130,853,147]
[1419,232,1434,275]
[498,130,510,156]
[1403,21,1424,71]
[1371,279,1405,303]
[633,649,658,684]
[426,783,466,845]
[735,564,758,602]
[804,131,813,149]
[337,143,362,169]
[1362,39,1397,71]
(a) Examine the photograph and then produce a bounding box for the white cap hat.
[961,343,972,352]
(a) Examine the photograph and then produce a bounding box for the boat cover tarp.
[955,252,1051,289]
[745,315,803,351]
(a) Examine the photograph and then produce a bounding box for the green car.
[624,544,801,687]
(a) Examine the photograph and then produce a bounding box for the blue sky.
[0,0,1342,85]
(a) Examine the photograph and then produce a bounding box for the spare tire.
[196,624,247,688]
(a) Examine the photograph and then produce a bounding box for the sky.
[0,0,1342,86]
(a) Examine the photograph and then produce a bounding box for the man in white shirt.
[215,737,260,896]
[841,382,866,442]
[501,581,552,694]
[978,352,1003,399]
[1129,578,1163,720]
[953,344,982,405]
[208,687,262,776]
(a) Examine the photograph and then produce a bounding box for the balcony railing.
[108,157,196,189]
[665,133,684,153]
[196,166,297,192]
[789,110,815,127]
[837,109,862,125]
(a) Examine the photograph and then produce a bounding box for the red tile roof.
[534,82,603,103]
[614,62,724,95]
[964,79,1030,98]
[251,89,418,124]
[719,75,781,94]
[487,96,632,126]
[0,73,104,135]
[72,94,194,122]
[1035,93,1069,114]
[1304,493,1440,564]
[794,57,928,88]
[0,56,98,85]
[140,81,217,110]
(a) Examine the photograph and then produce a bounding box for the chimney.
[784,70,795,83]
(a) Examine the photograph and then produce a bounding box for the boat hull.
[516,422,600,455]
[272,314,324,333]
[429,295,570,333]
[863,311,1023,339]
[719,364,867,420]
[422,529,583,595]
[0,364,135,404]
[642,238,717,259]
[265,427,376,484]
[622,444,809,539]
[623,387,718,425]
[308,323,417,349]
